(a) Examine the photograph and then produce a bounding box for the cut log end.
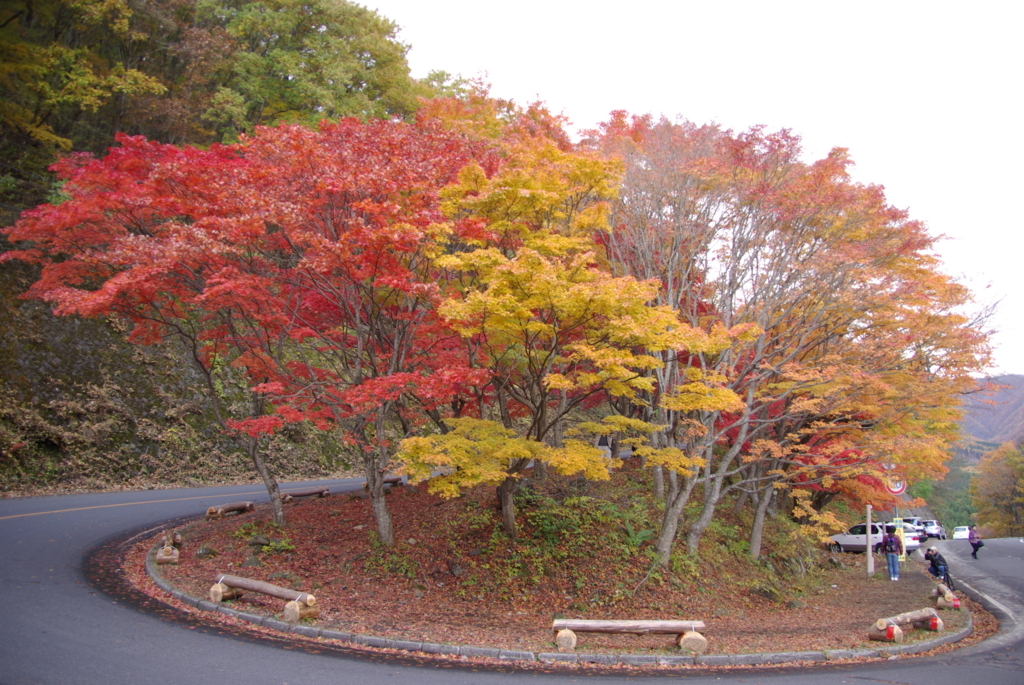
[912,616,945,632]
[677,630,708,654]
[868,623,904,642]
[208,582,243,603]
[155,546,179,565]
[555,629,577,652]
[936,595,961,610]
[283,600,320,623]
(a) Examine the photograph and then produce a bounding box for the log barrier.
[868,607,943,642]
[361,476,404,490]
[209,573,319,623]
[551,619,707,654]
[155,528,182,564]
[205,501,255,520]
[930,583,961,609]
[282,486,330,503]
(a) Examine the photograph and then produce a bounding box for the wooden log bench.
[205,501,255,520]
[552,619,708,653]
[209,573,319,623]
[361,475,404,490]
[282,486,330,503]
[867,607,943,643]
[930,583,961,610]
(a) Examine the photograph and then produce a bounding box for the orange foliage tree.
[587,113,991,560]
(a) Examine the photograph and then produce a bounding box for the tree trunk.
[363,407,397,546]
[248,436,284,526]
[685,437,749,554]
[652,464,664,500]
[533,460,548,480]
[654,475,697,565]
[186,346,285,526]
[733,462,757,516]
[731,489,748,516]
[497,476,519,540]
[747,486,775,559]
[683,390,758,555]
[686,463,724,555]
[365,463,395,546]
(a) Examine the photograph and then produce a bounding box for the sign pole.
[866,504,874,577]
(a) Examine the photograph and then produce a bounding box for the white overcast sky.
[368,0,1023,376]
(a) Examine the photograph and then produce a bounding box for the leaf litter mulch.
[124,483,997,668]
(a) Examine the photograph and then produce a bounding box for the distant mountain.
[959,375,1024,450]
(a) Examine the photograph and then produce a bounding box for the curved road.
[1,483,1022,684]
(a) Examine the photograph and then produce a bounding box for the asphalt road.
[1,483,1022,684]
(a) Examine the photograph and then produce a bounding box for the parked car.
[889,523,922,553]
[829,522,922,554]
[901,516,927,537]
[922,520,947,539]
[871,521,922,554]
[829,523,884,553]
[952,526,971,539]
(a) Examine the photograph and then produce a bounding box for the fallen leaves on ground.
[123,477,996,663]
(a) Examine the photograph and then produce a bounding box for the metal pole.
[866,504,874,577]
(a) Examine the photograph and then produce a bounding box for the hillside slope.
[960,375,1024,447]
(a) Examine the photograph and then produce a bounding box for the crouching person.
[925,546,948,580]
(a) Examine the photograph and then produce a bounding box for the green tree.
[1,1,421,165]
[927,452,977,528]
[0,1,165,151]
[970,442,1024,536]
[196,0,419,140]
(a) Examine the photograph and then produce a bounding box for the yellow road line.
[0,490,269,521]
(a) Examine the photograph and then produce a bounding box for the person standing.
[882,525,903,580]
[968,525,983,558]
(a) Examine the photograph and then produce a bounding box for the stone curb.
[143,522,976,670]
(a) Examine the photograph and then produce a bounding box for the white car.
[922,520,947,539]
[901,516,927,538]
[829,523,885,553]
[887,523,922,553]
[828,523,921,554]
[952,526,970,539]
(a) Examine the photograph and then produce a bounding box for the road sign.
[885,478,907,495]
